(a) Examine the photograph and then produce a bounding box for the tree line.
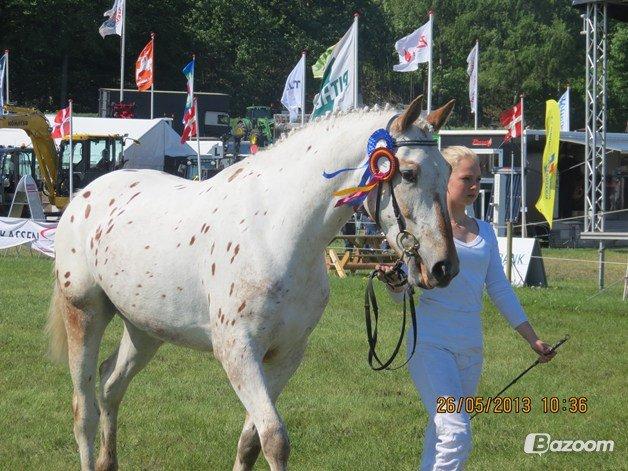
[1,0,626,130]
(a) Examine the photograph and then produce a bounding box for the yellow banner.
[535,99,560,228]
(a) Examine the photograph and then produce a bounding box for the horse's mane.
[265,104,434,153]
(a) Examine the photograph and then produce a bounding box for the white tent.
[0,116,196,171]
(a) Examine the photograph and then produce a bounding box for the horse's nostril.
[432,260,451,282]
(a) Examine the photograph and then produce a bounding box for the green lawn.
[0,248,626,470]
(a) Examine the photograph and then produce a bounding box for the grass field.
[0,247,626,470]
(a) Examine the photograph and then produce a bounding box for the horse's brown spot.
[212,263,216,275]
[95,259,98,267]
[177,287,183,291]
[239,219,245,225]
[82,191,91,198]
[84,205,91,219]
[128,192,141,203]
[127,220,133,224]
[263,211,268,215]
[220,315,224,324]
[201,223,206,233]
[230,244,240,264]
[211,242,215,254]
[137,284,142,288]
[176,243,181,248]
[190,236,196,245]
[161,294,166,298]
[204,225,210,234]
[238,301,246,313]
[64,280,71,287]
[254,211,259,216]
[70,215,74,223]
[227,242,232,251]
[307,145,312,152]
[230,319,235,326]
[98,275,103,281]
[212,208,218,213]
[145,245,150,249]
[104,258,108,265]
[109,198,115,206]
[95,228,102,241]
[228,168,244,182]
[229,283,234,296]
[130,181,140,188]
[115,272,119,276]
[71,248,76,253]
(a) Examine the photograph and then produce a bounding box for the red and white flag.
[181,97,197,143]
[393,19,432,72]
[51,105,72,139]
[500,103,522,143]
[135,37,154,91]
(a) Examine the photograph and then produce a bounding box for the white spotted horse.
[47,95,458,470]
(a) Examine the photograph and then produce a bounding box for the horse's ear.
[391,95,423,133]
[426,100,455,132]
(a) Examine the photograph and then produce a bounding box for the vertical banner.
[558,87,570,132]
[535,99,560,228]
[466,41,478,129]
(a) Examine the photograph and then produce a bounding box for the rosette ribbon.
[323,129,399,207]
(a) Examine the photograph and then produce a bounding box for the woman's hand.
[530,339,556,363]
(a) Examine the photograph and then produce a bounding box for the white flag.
[558,88,570,132]
[311,20,357,119]
[99,0,125,38]
[0,52,5,110]
[466,43,478,115]
[281,55,305,122]
[393,20,432,72]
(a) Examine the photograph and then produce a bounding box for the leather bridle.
[365,116,438,371]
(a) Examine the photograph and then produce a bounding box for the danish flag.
[51,105,72,139]
[135,36,154,91]
[500,103,522,143]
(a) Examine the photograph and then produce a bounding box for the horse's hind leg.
[63,292,115,470]
[231,339,308,471]
[96,320,162,471]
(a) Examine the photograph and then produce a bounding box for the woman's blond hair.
[441,146,479,170]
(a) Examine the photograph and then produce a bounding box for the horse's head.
[365,96,459,289]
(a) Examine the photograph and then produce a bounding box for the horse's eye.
[401,170,417,183]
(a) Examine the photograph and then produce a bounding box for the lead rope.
[365,262,417,370]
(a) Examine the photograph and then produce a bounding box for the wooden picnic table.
[326,234,397,277]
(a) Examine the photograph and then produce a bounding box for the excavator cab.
[56,135,125,197]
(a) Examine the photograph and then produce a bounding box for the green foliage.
[0,1,625,130]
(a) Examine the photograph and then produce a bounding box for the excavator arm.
[0,105,60,206]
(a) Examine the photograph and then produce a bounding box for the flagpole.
[68,99,74,202]
[474,40,479,130]
[520,94,527,238]
[301,50,306,126]
[194,97,202,181]
[119,0,126,102]
[353,12,359,108]
[5,49,9,104]
[150,32,155,119]
[427,10,434,113]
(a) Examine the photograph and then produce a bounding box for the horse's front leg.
[232,339,308,471]
[218,336,293,471]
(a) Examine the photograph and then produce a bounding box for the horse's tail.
[46,282,68,365]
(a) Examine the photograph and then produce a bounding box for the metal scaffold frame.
[582,1,607,236]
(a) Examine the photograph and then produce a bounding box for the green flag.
[311,20,358,119]
[312,45,335,79]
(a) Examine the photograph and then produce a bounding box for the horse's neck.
[264,111,391,253]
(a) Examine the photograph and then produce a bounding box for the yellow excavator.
[0,105,125,212]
